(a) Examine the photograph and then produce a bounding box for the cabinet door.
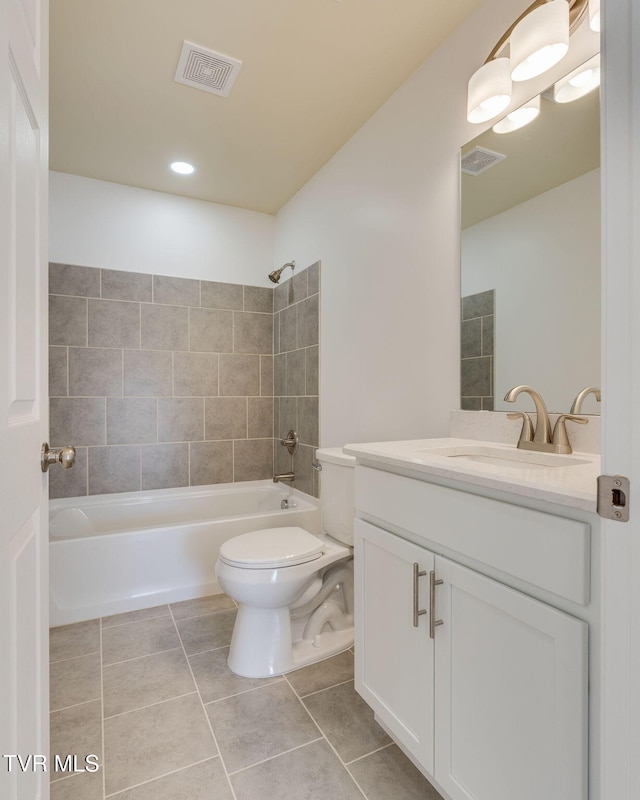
[354,519,435,771]
[433,556,587,800]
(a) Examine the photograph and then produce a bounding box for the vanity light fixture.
[588,0,600,32]
[170,161,195,175]
[510,0,569,82]
[551,53,600,102]
[492,95,541,133]
[466,0,591,124]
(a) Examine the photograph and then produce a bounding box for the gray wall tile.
[297,294,319,348]
[306,346,319,396]
[102,269,152,302]
[307,261,320,295]
[274,354,286,396]
[279,305,297,352]
[294,444,315,496]
[88,446,140,494]
[291,269,308,303]
[141,444,189,490]
[261,355,274,396]
[298,397,319,447]
[462,289,494,320]
[49,347,68,397]
[273,312,280,354]
[286,350,306,397]
[201,281,243,310]
[190,441,234,485]
[189,308,233,353]
[219,354,260,396]
[68,348,123,397]
[205,397,247,440]
[277,397,298,439]
[482,316,494,356]
[482,396,495,411]
[153,275,200,307]
[461,318,482,359]
[107,398,157,445]
[248,398,274,438]
[461,356,492,397]
[49,446,88,499]
[49,296,87,346]
[234,439,274,481]
[274,281,289,312]
[174,352,219,397]
[88,299,140,349]
[49,263,100,297]
[234,312,273,355]
[141,304,188,351]
[461,397,482,410]
[244,286,272,313]
[124,350,173,396]
[158,398,204,442]
[50,398,106,446]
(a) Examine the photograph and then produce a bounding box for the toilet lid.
[219,527,324,569]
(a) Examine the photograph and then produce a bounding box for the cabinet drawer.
[355,466,590,605]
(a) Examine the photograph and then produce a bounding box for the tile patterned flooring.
[49,594,444,799]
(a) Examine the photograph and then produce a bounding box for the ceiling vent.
[461,147,506,176]
[174,41,242,97]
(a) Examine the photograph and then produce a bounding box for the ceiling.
[49,0,482,215]
[461,87,600,229]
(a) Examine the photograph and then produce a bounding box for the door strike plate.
[597,474,630,521]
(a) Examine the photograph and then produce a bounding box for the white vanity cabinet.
[354,465,589,800]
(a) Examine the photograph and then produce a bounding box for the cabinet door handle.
[413,563,427,627]
[429,570,444,639]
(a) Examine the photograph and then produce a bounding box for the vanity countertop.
[343,437,600,512]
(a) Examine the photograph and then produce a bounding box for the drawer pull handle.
[412,563,427,627]
[429,570,444,639]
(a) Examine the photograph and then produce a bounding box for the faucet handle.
[507,412,534,444]
[552,414,588,452]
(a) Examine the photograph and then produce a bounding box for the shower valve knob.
[41,443,76,473]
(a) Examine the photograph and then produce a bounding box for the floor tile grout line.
[102,691,199,722]
[103,756,220,798]
[226,736,325,778]
[100,610,171,629]
[283,672,367,797]
[202,677,286,706]
[102,646,183,669]
[50,695,102,715]
[344,741,396,767]
[168,604,240,800]
[298,676,355,700]
[102,646,183,668]
[49,649,101,665]
[101,602,237,630]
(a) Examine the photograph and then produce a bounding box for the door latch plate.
[597,474,630,521]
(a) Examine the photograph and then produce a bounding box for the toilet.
[215,447,355,678]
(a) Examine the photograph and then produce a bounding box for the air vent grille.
[174,41,242,97]
[461,147,506,176]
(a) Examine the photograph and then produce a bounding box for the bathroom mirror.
[460,79,601,414]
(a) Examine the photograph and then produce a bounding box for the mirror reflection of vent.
[461,147,506,175]
[174,41,242,97]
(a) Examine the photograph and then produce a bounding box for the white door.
[600,1,640,798]
[354,519,435,771]
[0,0,49,798]
[433,556,588,800]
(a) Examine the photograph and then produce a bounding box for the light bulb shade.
[510,0,570,82]
[589,0,601,32]
[467,58,512,124]
[492,95,541,133]
[552,54,601,103]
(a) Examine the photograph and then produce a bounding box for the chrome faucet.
[504,385,588,454]
[570,386,601,415]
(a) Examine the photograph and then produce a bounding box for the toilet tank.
[316,447,356,546]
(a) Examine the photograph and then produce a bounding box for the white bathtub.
[49,481,321,626]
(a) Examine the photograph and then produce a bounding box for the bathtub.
[49,480,321,626]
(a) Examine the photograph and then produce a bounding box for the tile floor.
[49,594,444,799]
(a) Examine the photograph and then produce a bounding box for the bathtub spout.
[273,472,295,484]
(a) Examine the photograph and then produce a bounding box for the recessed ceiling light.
[170,161,195,175]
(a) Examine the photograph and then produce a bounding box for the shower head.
[268,261,295,284]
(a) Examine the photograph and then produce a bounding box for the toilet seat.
[219,527,324,569]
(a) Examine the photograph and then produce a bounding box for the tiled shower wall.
[460,289,495,411]
[274,262,320,497]
[48,263,276,499]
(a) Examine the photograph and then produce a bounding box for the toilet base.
[227,602,354,679]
